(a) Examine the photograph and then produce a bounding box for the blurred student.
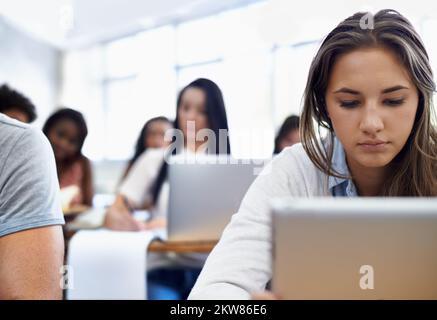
[0,84,37,123]
[273,115,300,154]
[0,113,64,299]
[120,116,173,182]
[104,78,231,299]
[43,108,94,207]
[189,10,437,300]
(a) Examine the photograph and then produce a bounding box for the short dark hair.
[0,84,37,122]
[274,115,300,154]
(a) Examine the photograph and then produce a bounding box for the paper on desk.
[67,209,151,231]
[132,210,151,222]
[67,229,158,300]
[66,207,106,230]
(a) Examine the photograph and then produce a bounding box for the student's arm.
[104,194,146,231]
[0,127,65,299]
[188,147,309,299]
[81,157,94,207]
[104,149,164,231]
[0,226,64,299]
[118,162,133,187]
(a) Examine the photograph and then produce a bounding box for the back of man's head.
[0,84,37,123]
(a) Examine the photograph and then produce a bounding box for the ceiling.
[0,0,260,49]
[1,0,436,50]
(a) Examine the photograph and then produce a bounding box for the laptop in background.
[167,154,269,242]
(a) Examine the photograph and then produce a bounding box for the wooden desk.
[148,240,217,253]
[63,205,90,217]
[63,207,218,254]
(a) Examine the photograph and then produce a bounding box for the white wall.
[0,17,61,126]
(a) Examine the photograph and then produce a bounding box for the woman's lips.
[357,141,389,152]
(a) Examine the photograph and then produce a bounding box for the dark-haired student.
[273,115,300,154]
[43,108,94,207]
[0,84,37,123]
[104,78,231,300]
[189,10,437,300]
[120,116,173,183]
[0,113,64,299]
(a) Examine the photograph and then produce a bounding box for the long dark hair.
[150,78,231,204]
[122,116,172,179]
[42,108,88,161]
[273,115,300,154]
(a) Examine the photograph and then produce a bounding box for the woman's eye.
[384,98,405,106]
[340,100,360,108]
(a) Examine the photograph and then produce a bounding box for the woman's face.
[178,87,209,139]
[48,119,81,161]
[325,47,419,170]
[144,120,172,149]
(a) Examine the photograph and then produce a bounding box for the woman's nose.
[185,110,197,121]
[359,104,384,135]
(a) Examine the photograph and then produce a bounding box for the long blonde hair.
[301,9,437,196]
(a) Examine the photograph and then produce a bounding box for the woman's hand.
[144,216,167,230]
[103,195,145,231]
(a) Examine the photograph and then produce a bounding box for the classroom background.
[1,0,436,195]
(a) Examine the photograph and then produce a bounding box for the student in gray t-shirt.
[0,113,65,299]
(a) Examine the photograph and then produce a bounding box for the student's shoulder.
[0,113,31,136]
[133,148,166,170]
[273,143,316,172]
[0,116,54,183]
[0,114,49,154]
[77,155,92,171]
[268,143,327,195]
[138,148,165,161]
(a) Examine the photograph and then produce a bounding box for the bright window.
[102,26,177,160]
[62,1,359,160]
[176,16,222,66]
[273,42,320,126]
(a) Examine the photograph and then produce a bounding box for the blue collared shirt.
[328,138,358,197]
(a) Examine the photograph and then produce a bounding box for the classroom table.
[62,209,217,254]
[64,228,217,253]
[148,239,217,253]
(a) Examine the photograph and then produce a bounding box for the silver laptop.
[272,197,437,300]
[167,154,268,242]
